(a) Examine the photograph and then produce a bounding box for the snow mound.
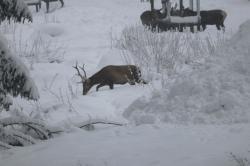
[38,24,65,37]
[229,19,250,52]
[123,20,250,125]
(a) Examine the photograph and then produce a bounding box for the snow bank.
[123,20,250,125]
[38,24,65,37]
[229,19,250,52]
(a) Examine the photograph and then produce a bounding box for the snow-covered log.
[0,115,124,149]
[0,126,36,146]
[0,140,13,150]
[0,116,50,140]
[49,119,125,134]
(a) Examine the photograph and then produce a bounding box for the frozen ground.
[1,0,250,166]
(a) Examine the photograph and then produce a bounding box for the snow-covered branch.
[0,126,36,147]
[0,34,39,110]
[0,116,51,140]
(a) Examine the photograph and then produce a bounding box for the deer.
[73,63,147,95]
[183,8,227,31]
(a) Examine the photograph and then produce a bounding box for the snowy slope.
[1,0,250,166]
[1,124,250,166]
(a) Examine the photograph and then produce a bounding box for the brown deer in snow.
[73,63,147,95]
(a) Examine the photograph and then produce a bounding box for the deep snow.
[1,124,250,166]
[1,0,250,166]
[124,22,250,125]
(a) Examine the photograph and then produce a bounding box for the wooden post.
[150,0,154,11]
[189,0,193,10]
[166,0,171,22]
[180,0,183,11]
[197,0,200,16]
[197,0,200,21]
[197,0,201,31]
[179,0,184,32]
[190,0,194,32]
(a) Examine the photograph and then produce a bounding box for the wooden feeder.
[149,0,201,32]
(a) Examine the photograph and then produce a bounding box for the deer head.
[73,62,91,95]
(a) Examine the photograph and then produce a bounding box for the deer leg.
[216,24,221,30]
[59,0,64,7]
[46,1,49,13]
[109,83,114,89]
[140,79,148,84]
[35,5,38,12]
[190,26,194,33]
[202,24,206,31]
[128,80,136,85]
[197,25,201,31]
[96,83,106,91]
[221,23,225,32]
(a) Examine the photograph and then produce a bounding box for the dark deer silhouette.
[183,8,227,31]
[73,63,147,95]
[140,9,165,31]
[141,6,227,32]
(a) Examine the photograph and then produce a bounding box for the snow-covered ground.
[1,0,250,166]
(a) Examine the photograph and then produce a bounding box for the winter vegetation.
[116,25,223,77]
[0,0,250,166]
[0,0,32,23]
[121,23,250,125]
[0,0,40,149]
[230,153,250,166]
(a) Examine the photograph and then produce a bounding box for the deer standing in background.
[183,8,227,31]
[73,63,147,95]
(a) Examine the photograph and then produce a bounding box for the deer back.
[89,65,140,84]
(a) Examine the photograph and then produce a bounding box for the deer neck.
[88,74,101,85]
[87,77,98,89]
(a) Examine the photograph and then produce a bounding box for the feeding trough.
[141,0,202,32]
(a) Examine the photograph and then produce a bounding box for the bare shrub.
[116,25,227,86]
[230,152,250,166]
[0,21,17,34]
[42,13,60,24]
[42,74,79,113]
[5,25,65,67]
